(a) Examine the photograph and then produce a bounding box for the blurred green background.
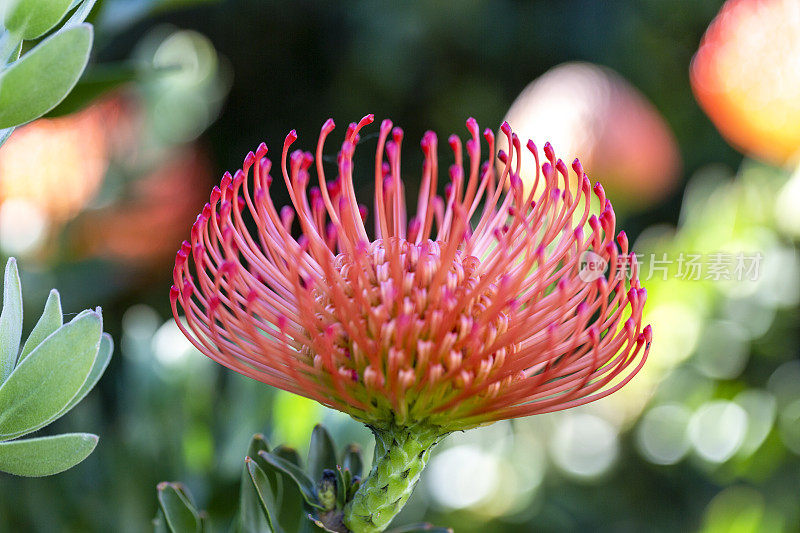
[1,0,799,531]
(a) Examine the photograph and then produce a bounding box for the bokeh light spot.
[152,318,197,368]
[427,445,501,510]
[549,413,618,479]
[734,389,777,457]
[689,401,747,463]
[636,404,692,465]
[0,199,48,255]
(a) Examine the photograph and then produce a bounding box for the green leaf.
[0,258,23,383]
[54,332,112,420]
[248,452,306,533]
[246,433,271,461]
[0,24,93,129]
[240,434,273,533]
[0,311,102,441]
[62,0,97,30]
[45,62,141,117]
[3,0,74,40]
[9,42,21,62]
[308,425,337,483]
[157,482,201,533]
[0,432,97,476]
[334,466,347,510]
[0,35,22,65]
[19,289,63,362]
[258,450,321,509]
[273,445,302,467]
[342,444,363,478]
[245,458,279,533]
[154,510,170,533]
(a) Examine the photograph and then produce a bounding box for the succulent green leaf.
[10,41,21,61]
[0,24,93,129]
[45,62,141,117]
[0,36,22,66]
[246,433,271,464]
[54,332,112,420]
[0,432,97,476]
[154,510,170,533]
[249,452,306,533]
[18,289,63,362]
[0,258,23,383]
[62,0,97,30]
[258,450,322,509]
[2,0,74,40]
[273,445,302,467]
[0,311,102,441]
[308,425,337,483]
[335,466,348,510]
[342,444,363,478]
[245,458,279,533]
[240,434,273,533]
[157,482,202,533]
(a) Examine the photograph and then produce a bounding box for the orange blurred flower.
[73,146,211,269]
[691,0,800,165]
[502,63,680,208]
[0,103,111,223]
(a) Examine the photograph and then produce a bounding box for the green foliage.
[19,289,63,362]
[155,482,209,533]
[0,259,22,382]
[0,258,113,477]
[259,450,322,512]
[239,434,272,532]
[0,310,102,440]
[0,433,98,476]
[308,425,339,483]
[0,0,97,144]
[157,425,449,533]
[45,62,142,117]
[341,446,363,480]
[245,452,305,533]
[2,0,74,40]
[0,24,93,129]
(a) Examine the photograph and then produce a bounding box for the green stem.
[344,425,447,533]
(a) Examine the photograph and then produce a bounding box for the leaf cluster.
[0,258,113,477]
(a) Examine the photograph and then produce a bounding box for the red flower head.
[170,115,651,432]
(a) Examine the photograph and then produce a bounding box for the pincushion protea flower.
[170,115,651,532]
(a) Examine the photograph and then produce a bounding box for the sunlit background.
[1,1,799,532]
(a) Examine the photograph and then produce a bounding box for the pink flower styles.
[170,115,651,432]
